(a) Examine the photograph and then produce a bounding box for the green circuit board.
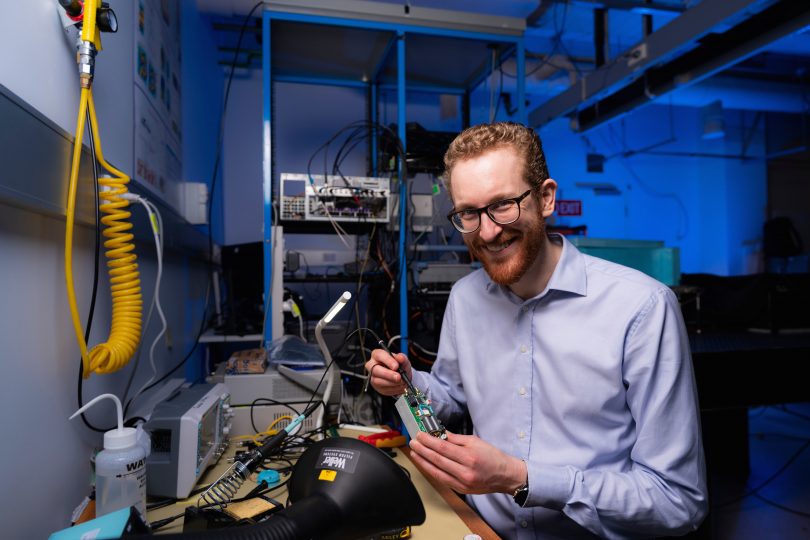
[395,388,447,440]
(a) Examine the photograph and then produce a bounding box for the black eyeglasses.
[447,190,533,234]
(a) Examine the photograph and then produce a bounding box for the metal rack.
[261,1,527,350]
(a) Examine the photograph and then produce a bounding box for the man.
[366,122,707,539]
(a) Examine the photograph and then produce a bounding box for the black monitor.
[220,242,264,335]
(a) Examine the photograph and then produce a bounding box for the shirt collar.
[483,233,588,297]
[546,233,588,296]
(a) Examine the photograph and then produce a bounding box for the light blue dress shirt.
[410,234,708,539]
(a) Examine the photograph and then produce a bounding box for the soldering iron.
[199,401,321,508]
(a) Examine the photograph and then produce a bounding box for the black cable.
[714,437,810,509]
[122,304,210,418]
[752,492,810,519]
[346,326,384,349]
[250,398,304,434]
[302,356,338,414]
[778,404,810,422]
[149,510,185,531]
[76,108,107,433]
[208,1,264,255]
[129,2,263,420]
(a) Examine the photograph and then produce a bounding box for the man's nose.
[478,212,503,242]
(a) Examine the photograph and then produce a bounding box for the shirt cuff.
[526,464,575,510]
[410,370,430,393]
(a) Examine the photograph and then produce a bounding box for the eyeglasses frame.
[446,189,534,234]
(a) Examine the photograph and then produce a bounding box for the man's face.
[449,146,546,286]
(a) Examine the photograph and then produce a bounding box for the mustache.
[471,232,518,249]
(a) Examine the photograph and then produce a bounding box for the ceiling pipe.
[529,0,810,133]
[666,76,810,114]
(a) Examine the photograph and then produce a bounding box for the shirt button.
[520,345,527,353]
[518,431,525,439]
[520,520,528,528]
[522,306,529,313]
[519,387,527,396]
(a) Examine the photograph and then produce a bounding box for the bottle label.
[97,463,146,518]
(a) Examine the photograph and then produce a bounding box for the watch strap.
[512,482,529,506]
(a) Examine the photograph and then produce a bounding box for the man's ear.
[540,178,558,218]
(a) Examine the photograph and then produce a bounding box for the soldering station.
[3,0,810,538]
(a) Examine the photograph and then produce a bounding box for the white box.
[181,181,208,224]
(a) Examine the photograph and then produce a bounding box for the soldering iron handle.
[257,429,288,460]
[377,339,416,393]
[303,401,320,419]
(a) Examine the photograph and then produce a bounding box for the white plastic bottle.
[70,394,147,519]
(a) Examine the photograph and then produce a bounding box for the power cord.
[119,193,167,409]
[76,108,106,432]
[118,0,261,415]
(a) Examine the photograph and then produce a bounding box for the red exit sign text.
[557,200,582,216]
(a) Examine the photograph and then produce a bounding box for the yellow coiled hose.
[65,71,142,376]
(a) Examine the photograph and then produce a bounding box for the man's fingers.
[411,433,468,475]
[407,448,466,493]
[414,431,469,465]
[371,349,402,372]
[370,363,400,384]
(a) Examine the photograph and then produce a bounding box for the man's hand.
[364,349,413,396]
[408,430,527,495]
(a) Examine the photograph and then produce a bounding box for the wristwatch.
[512,481,529,507]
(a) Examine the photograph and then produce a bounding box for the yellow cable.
[65,88,92,375]
[85,91,143,375]
[80,0,97,42]
[264,415,293,434]
[65,0,144,377]
[230,415,295,443]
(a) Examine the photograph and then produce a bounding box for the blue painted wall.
[534,104,767,276]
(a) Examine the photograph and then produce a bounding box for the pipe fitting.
[77,40,96,87]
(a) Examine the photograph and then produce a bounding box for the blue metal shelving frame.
[261,7,526,353]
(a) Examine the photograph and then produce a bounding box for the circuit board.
[395,388,447,440]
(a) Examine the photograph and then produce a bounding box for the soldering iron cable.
[65,0,143,377]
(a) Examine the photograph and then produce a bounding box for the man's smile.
[483,236,517,254]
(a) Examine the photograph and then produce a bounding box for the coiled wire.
[65,87,142,377]
[199,461,250,508]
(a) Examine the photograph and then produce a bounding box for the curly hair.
[442,122,549,199]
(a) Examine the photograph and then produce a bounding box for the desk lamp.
[314,291,351,431]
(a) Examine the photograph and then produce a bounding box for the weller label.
[316,448,359,474]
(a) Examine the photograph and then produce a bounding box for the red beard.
[466,214,545,286]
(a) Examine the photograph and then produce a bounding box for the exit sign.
[557,200,582,216]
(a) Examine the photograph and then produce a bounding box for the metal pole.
[397,31,408,353]
[262,10,274,346]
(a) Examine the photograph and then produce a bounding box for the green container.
[568,237,681,286]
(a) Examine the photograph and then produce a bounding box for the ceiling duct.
[529,0,810,133]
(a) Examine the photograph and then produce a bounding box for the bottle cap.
[104,426,137,449]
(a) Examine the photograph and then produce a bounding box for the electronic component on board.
[374,339,447,441]
[395,388,447,441]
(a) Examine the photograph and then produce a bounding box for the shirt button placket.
[516,303,532,470]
